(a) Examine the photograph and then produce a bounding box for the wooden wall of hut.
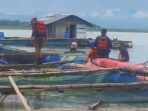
[45,15,91,39]
[46,24,53,38]
[54,22,69,38]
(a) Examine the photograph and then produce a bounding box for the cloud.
[80,9,115,19]
[134,11,148,19]
[103,9,114,17]
[80,9,148,20]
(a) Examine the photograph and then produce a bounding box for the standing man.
[94,28,112,58]
[31,17,46,64]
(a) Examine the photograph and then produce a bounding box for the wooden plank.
[8,76,32,111]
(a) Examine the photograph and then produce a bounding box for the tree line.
[0,19,30,29]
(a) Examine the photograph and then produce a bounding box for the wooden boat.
[0,50,86,66]
[0,61,68,71]
[0,53,60,64]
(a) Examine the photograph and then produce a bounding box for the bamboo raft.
[1,108,146,111]
[1,81,148,111]
[0,69,148,111]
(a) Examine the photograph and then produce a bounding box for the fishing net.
[0,72,106,85]
[25,88,148,110]
[23,71,148,109]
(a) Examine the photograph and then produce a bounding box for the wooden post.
[8,76,32,111]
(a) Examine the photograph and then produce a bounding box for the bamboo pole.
[33,108,148,111]
[1,81,148,93]
[8,76,32,111]
[0,67,148,78]
[0,67,119,77]
[17,82,148,91]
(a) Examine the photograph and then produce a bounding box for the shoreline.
[1,28,148,33]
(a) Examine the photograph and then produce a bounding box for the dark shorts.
[34,36,43,49]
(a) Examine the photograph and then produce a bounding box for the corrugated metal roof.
[40,14,70,24]
[40,14,94,26]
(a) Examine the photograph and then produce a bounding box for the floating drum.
[44,55,60,63]
[103,72,141,83]
[0,32,4,39]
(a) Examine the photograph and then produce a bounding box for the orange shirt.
[86,47,95,62]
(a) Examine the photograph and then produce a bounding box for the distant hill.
[0,12,148,30]
[81,16,148,30]
[0,13,32,21]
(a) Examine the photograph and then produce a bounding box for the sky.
[1,0,148,29]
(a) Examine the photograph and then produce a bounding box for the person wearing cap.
[70,42,78,52]
[118,42,129,62]
[94,28,112,58]
[31,17,46,64]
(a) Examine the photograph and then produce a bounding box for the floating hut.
[41,14,95,39]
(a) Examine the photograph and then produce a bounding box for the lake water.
[0,29,148,110]
[1,29,148,63]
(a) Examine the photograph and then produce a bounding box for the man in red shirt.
[94,28,112,58]
[31,17,46,64]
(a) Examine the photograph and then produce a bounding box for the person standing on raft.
[118,42,129,62]
[31,17,46,64]
[94,28,112,58]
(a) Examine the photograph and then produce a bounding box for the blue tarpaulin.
[103,72,141,83]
